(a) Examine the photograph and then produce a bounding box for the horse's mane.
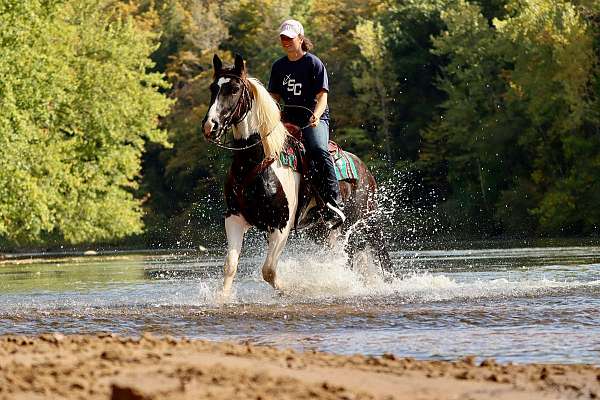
[247,77,287,158]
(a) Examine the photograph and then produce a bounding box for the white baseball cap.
[279,19,304,38]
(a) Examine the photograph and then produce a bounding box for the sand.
[0,334,597,400]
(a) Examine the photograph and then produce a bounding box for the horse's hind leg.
[344,219,374,278]
[221,214,249,300]
[262,225,292,290]
[366,218,395,280]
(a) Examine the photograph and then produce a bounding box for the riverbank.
[0,248,203,264]
[2,236,599,263]
[0,334,597,400]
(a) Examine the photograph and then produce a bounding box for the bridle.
[205,74,314,152]
[205,73,257,151]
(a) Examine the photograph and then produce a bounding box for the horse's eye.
[222,84,240,96]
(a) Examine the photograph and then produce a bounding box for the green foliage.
[423,0,518,232]
[422,0,599,235]
[2,0,600,248]
[0,0,171,245]
[134,0,234,247]
[304,0,383,129]
[115,0,600,241]
[380,0,449,160]
[351,18,397,160]
[221,0,296,81]
[496,0,598,233]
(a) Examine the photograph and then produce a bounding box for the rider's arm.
[310,90,328,127]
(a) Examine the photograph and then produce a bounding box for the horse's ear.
[213,54,223,73]
[234,53,245,75]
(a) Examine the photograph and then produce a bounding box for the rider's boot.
[305,130,347,230]
[319,164,346,230]
[323,195,346,230]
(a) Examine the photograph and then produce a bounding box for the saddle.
[281,123,358,181]
[283,123,341,155]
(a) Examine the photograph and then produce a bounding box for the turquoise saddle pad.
[332,148,359,181]
[279,142,359,181]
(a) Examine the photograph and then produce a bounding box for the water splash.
[2,248,600,364]
[218,242,600,306]
[371,166,442,250]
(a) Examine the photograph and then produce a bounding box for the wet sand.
[0,334,597,399]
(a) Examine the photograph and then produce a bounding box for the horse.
[202,54,394,299]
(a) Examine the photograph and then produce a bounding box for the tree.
[495,0,599,233]
[221,0,296,81]
[421,0,598,235]
[306,0,384,131]
[351,19,397,160]
[0,0,172,245]
[379,0,450,162]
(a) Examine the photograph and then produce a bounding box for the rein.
[206,73,254,149]
[205,74,314,152]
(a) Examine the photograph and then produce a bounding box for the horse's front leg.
[262,225,292,290]
[222,214,249,300]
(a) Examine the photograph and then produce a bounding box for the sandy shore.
[0,334,597,400]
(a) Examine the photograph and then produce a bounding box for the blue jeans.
[302,120,340,204]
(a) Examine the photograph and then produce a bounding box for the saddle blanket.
[279,140,359,181]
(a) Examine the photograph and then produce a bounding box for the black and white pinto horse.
[202,54,393,299]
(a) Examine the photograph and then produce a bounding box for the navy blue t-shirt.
[268,53,329,126]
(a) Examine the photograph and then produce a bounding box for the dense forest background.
[0,0,599,250]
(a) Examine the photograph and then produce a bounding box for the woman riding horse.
[202,53,393,299]
[268,19,345,230]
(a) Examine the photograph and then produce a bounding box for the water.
[1,244,599,365]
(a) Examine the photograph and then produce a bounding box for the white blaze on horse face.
[203,77,232,136]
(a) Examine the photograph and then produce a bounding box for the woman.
[268,19,346,229]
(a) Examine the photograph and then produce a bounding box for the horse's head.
[202,54,253,141]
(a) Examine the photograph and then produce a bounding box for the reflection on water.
[1,245,599,364]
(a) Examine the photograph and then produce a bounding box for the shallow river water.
[1,243,599,364]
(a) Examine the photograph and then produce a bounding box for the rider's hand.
[309,114,319,127]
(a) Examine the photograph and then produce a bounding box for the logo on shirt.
[283,74,302,96]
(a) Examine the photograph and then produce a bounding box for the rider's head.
[279,19,313,54]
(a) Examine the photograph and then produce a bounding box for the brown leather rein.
[205,74,314,152]
[205,74,261,151]
[206,75,317,215]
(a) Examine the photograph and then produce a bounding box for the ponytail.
[301,36,314,52]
